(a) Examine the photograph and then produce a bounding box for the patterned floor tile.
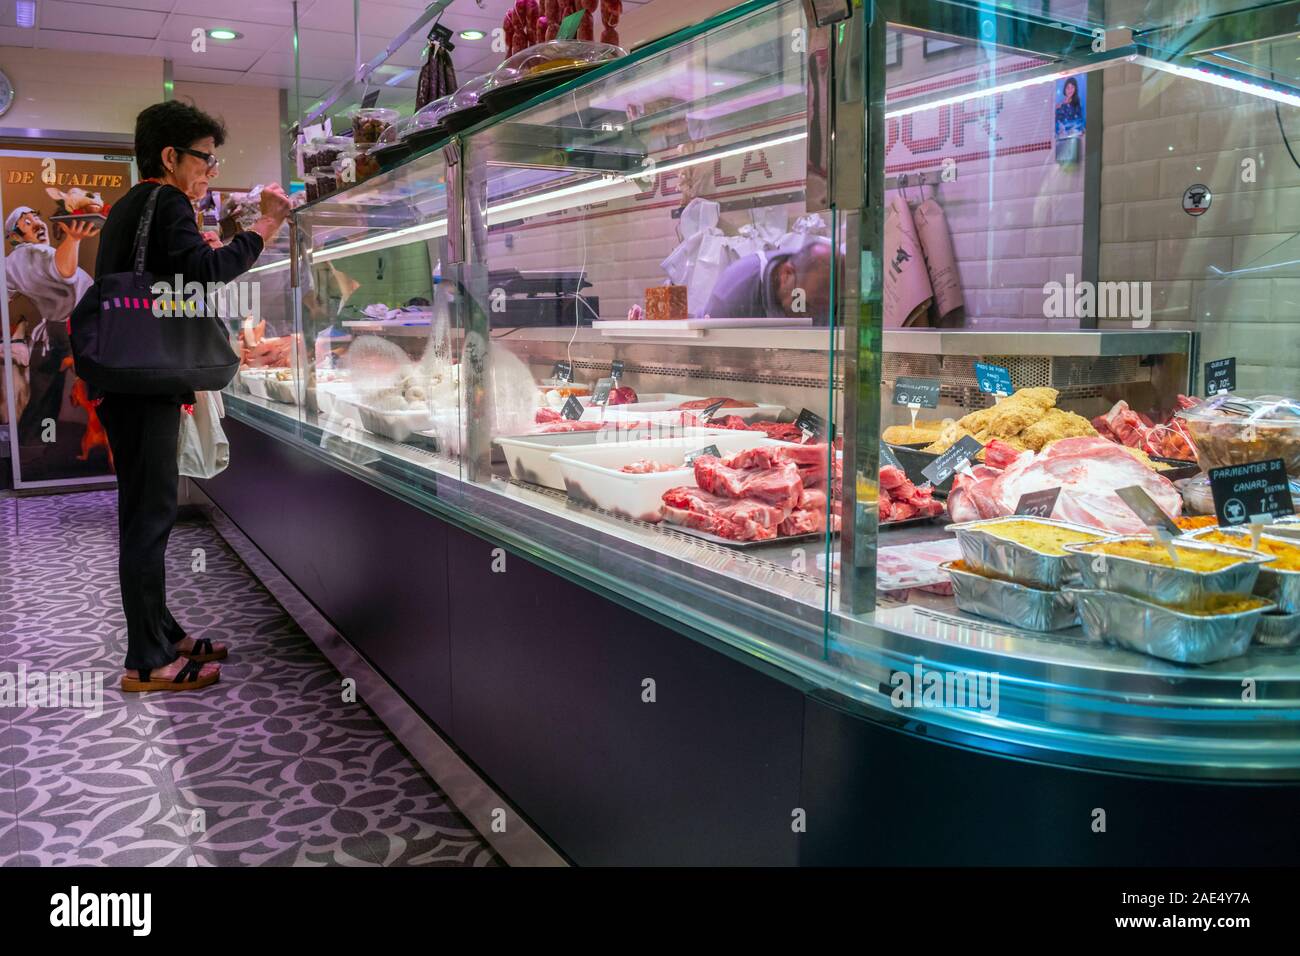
[0,490,500,867]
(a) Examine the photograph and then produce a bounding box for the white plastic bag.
[661,198,737,317]
[178,390,230,479]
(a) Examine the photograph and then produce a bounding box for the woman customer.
[95,100,291,692]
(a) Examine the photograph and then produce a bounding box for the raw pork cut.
[946,436,1182,532]
[662,486,786,541]
[694,455,802,510]
[620,459,678,474]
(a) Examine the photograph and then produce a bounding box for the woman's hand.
[202,231,223,249]
[249,183,292,246]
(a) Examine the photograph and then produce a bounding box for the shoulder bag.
[70,184,240,394]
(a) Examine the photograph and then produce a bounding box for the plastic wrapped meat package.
[819,537,961,596]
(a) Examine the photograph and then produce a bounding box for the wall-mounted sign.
[1183,183,1212,217]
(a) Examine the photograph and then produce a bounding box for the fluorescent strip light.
[1136,54,1300,110]
[247,218,450,275]
[885,57,1121,120]
[385,68,417,86]
[16,0,35,28]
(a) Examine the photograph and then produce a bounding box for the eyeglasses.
[174,146,221,173]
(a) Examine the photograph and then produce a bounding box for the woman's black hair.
[1063,77,1079,103]
[134,100,227,178]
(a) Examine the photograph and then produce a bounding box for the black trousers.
[97,393,187,670]
[17,321,70,445]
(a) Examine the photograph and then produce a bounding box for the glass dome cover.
[482,39,626,93]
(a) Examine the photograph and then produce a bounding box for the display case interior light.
[15,0,35,28]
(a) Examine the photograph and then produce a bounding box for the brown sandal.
[121,659,220,693]
[176,637,228,663]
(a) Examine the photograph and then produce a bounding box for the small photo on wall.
[1054,74,1086,140]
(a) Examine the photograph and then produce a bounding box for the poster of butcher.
[0,151,135,487]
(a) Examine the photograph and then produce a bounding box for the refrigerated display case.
[206,0,1300,863]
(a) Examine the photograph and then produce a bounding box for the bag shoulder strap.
[132,183,164,277]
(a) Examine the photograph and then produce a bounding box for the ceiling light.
[16,0,35,29]
[207,28,242,41]
[459,30,485,41]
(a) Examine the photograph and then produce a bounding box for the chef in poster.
[6,202,98,447]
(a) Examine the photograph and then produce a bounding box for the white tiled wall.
[1098,61,1300,394]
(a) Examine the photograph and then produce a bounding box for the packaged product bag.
[883,194,933,327]
[912,197,965,325]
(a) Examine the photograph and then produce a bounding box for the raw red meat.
[535,407,562,424]
[1093,399,1197,461]
[983,438,1023,470]
[676,397,757,411]
[779,507,825,536]
[694,456,802,510]
[798,486,827,512]
[662,486,785,541]
[879,464,908,491]
[608,385,637,405]
[946,436,1181,532]
[620,459,678,474]
[535,419,602,433]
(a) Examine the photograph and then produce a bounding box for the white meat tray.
[583,393,785,424]
[552,434,791,523]
[497,425,730,491]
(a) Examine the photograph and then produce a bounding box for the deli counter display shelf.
[203,0,1300,864]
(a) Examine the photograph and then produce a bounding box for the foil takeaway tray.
[943,561,1078,632]
[1187,528,1300,614]
[1062,535,1270,606]
[947,516,1104,589]
[1255,610,1300,647]
[1067,588,1273,664]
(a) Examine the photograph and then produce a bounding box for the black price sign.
[1116,485,1182,535]
[591,377,613,405]
[699,398,728,422]
[921,435,982,486]
[561,396,584,421]
[892,376,941,408]
[1015,487,1061,519]
[551,361,572,383]
[361,89,381,108]
[878,442,902,471]
[795,407,827,441]
[684,444,721,465]
[974,362,1012,396]
[610,360,624,382]
[1208,459,1295,526]
[1205,357,1236,397]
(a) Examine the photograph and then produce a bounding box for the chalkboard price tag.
[361,89,381,109]
[1205,357,1236,397]
[551,361,572,383]
[561,396,584,421]
[1116,485,1182,535]
[699,398,728,422]
[684,444,721,465]
[1015,487,1062,519]
[921,435,983,485]
[1208,458,1295,526]
[879,442,902,471]
[610,360,624,383]
[892,376,941,408]
[795,407,827,441]
[591,377,613,405]
[974,362,1012,396]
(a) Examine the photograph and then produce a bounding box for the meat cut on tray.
[662,443,840,541]
[946,436,1182,532]
[879,463,945,522]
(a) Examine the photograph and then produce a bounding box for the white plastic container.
[497,425,730,491]
[264,375,299,406]
[552,434,790,522]
[355,403,434,442]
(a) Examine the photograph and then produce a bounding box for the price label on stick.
[699,398,728,422]
[921,436,982,486]
[974,362,1012,397]
[551,361,572,383]
[1205,357,1236,397]
[1115,485,1182,536]
[610,360,624,383]
[684,444,720,465]
[561,396,584,421]
[795,407,827,441]
[1015,487,1061,519]
[591,377,613,405]
[1208,458,1295,527]
[361,89,380,108]
[892,376,941,409]
[879,442,902,471]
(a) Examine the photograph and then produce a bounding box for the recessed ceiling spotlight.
[459,30,485,40]
[207,28,242,41]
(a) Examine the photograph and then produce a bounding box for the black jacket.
[92,181,264,404]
